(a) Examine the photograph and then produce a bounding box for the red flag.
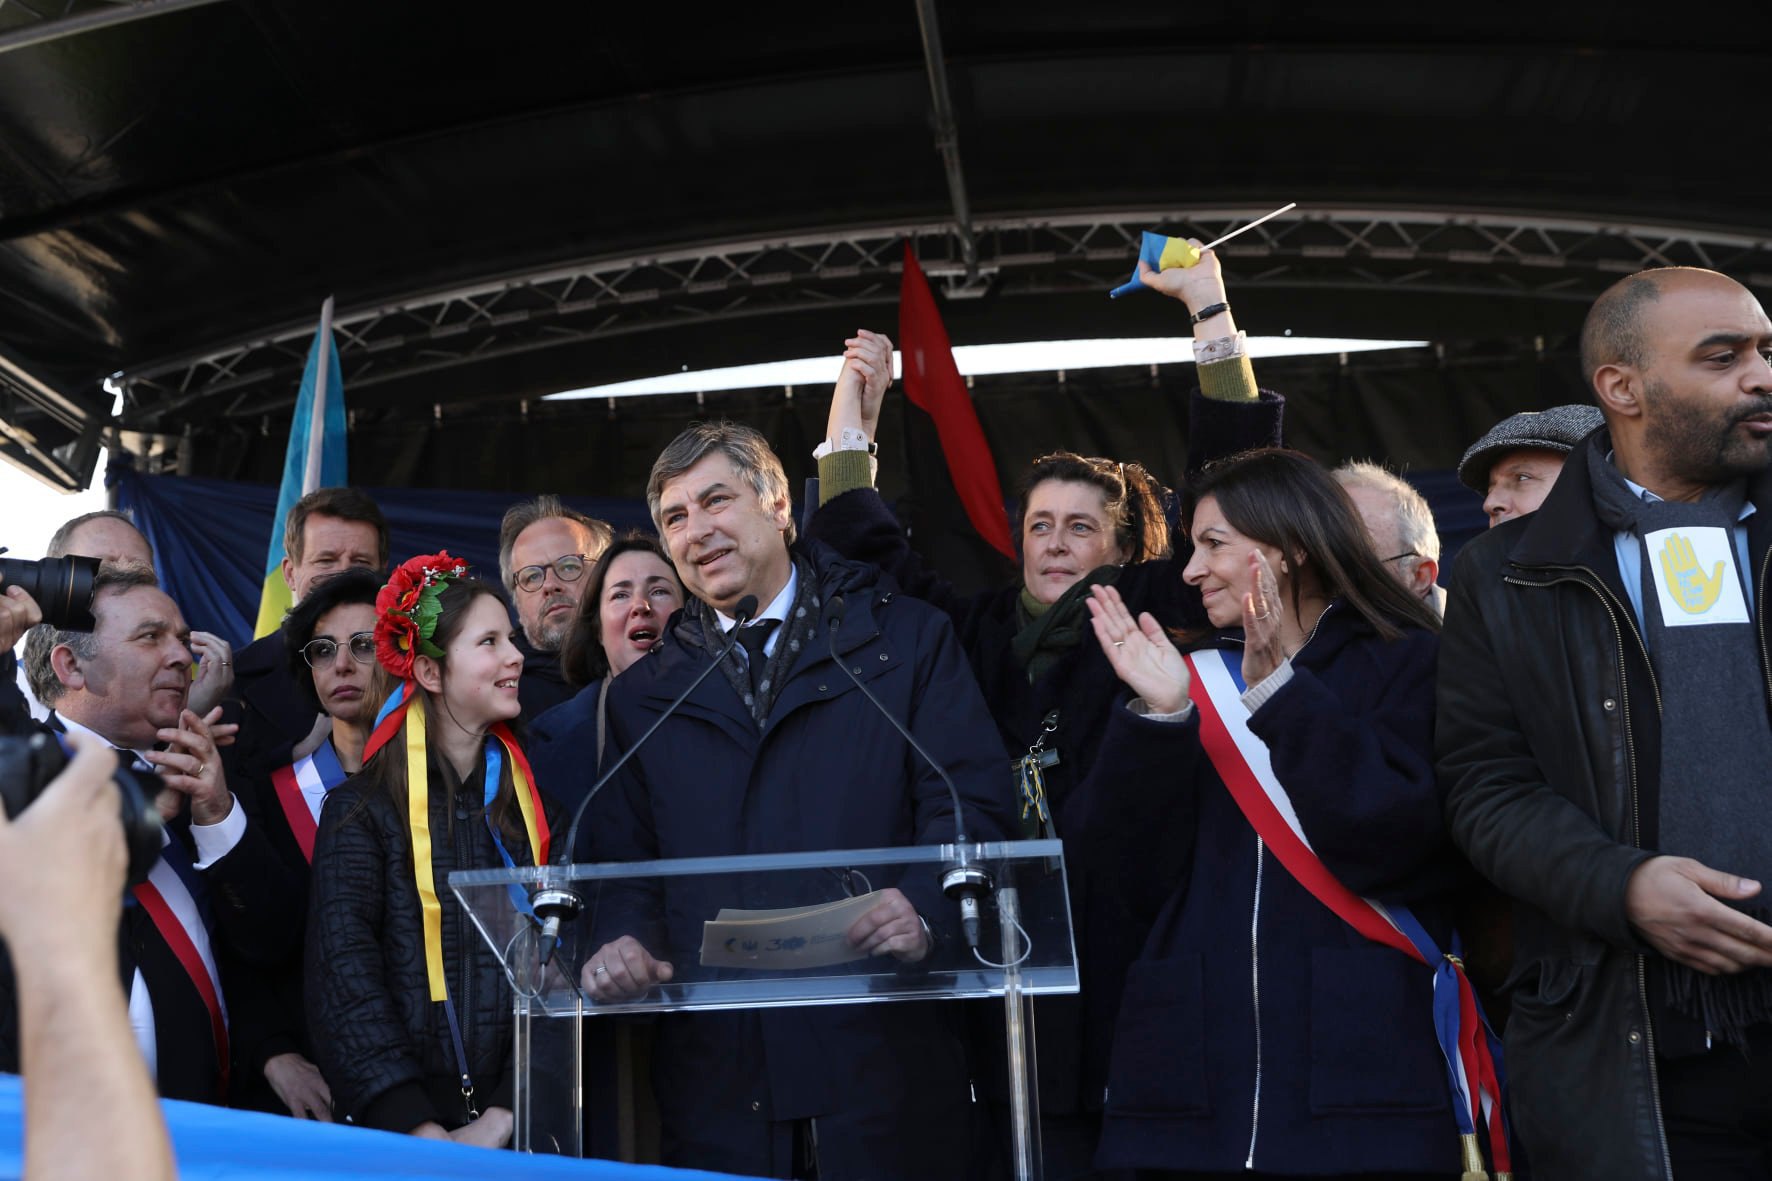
[897,243,1015,559]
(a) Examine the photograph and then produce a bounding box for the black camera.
[0,732,164,886]
[0,552,101,631]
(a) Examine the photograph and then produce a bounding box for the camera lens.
[0,554,100,631]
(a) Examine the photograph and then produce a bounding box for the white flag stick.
[1199,202,1298,253]
[301,294,334,495]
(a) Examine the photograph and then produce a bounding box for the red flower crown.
[374,550,469,679]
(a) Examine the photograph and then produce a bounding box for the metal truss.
[0,0,227,56]
[119,207,1772,428]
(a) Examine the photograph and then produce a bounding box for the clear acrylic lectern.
[452,839,1076,1181]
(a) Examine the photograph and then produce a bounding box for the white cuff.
[1193,330,1247,365]
[1128,697,1194,724]
[1239,658,1295,714]
[191,795,246,869]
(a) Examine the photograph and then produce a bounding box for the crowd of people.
[0,247,1768,1181]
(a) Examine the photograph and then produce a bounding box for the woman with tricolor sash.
[1079,450,1508,1179]
[305,552,561,1147]
[225,568,379,1119]
[808,248,1285,1180]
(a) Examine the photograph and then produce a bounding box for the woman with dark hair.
[529,532,684,815]
[806,247,1284,1176]
[223,567,381,1120]
[305,553,561,1147]
[1079,449,1496,1179]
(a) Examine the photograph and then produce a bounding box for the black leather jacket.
[1438,433,1772,1181]
[305,751,561,1131]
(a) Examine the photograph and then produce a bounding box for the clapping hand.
[1241,551,1287,688]
[145,707,234,826]
[1087,585,1189,713]
[186,631,235,718]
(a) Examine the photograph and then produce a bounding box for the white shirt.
[714,564,799,664]
[54,713,233,1081]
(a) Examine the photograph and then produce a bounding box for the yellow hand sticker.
[1658,531,1726,615]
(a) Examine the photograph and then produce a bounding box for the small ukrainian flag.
[1109,231,1202,299]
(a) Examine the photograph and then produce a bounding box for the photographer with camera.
[5,511,235,726]
[4,564,302,1104]
[0,731,176,1181]
[0,582,41,735]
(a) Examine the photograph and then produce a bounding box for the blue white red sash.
[131,838,229,1099]
[270,739,348,863]
[1185,647,1510,1179]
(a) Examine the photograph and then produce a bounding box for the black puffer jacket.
[305,750,562,1132]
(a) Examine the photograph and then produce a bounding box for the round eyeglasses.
[514,553,589,593]
[302,631,377,667]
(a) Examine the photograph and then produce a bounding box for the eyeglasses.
[302,631,377,667]
[1382,551,1420,565]
[514,554,589,593]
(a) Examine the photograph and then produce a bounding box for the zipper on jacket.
[1505,564,1672,1178]
[1225,611,1325,1172]
[455,790,476,1125]
[1244,835,1265,1170]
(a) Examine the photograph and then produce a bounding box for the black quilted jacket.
[305,750,561,1132]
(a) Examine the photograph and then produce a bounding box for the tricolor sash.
[131,841,229,1100]
[269,739,349,863]
[1185,647,1511,1180]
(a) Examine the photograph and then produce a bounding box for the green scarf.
[1011,565,1122,684]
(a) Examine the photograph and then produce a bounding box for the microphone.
[822,594,992,950]
[534,594,760,961]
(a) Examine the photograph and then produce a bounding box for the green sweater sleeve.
[817,449,875,506]
[1197,352,1258,403]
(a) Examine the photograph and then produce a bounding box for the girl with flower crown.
[305,552,561,1146]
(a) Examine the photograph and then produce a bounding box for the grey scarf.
[1590,457,1772,1045]
[691,554,822,726]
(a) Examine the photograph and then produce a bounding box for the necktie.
[736,620,781,696]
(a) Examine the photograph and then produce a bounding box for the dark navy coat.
[1076,606,1461,1175]
[588,543,1016,1180]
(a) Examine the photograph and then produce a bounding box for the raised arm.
[0,733,175,1181]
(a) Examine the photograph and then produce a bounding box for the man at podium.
[575,421,1014,1181]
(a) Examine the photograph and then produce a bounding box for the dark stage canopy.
[0,0,1766,493]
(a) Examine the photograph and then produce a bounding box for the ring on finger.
[593,963,608,976]
[195,762,206,777]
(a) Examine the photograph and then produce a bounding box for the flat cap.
[1457,404,1605,493]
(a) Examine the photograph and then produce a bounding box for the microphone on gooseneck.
[822,594,993,950]
[533,594,760,963]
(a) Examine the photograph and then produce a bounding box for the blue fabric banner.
[0,1071,747,1180]
[113,465,657,647]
